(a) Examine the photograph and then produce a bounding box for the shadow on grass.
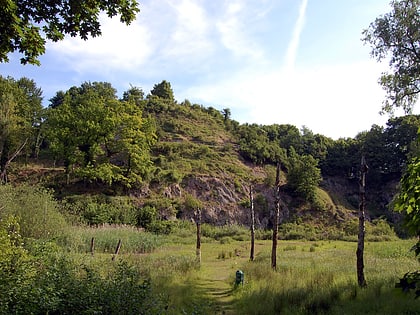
[160,277,236,314]
[234,280,420,315]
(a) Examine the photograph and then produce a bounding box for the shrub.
[62,195,137,226]
[0,184,67,239]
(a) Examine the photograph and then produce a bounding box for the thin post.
[90,237,95,256]
[271,163,281,270]
[356,156,368,287]
[195,208,202,264]
[250,185,255,261]
[112,239,122,261]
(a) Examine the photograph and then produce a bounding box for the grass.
[58,225,420,314]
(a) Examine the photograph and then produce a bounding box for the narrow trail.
[195,244,249,314]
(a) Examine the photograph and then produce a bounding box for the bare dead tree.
[195,208,202,264]
[250,185,255,261]
[271,163,281,270]
[90,237,95,256]
[357,156,368,287]
[0,138,28,184]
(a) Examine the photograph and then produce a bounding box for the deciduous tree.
[362,0,420,114]
[0,0,140,65]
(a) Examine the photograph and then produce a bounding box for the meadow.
[58,223,420,315]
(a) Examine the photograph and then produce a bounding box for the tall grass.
[57,225,163,254]
[234,240,420,314]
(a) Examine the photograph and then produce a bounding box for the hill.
[4,79,420,237]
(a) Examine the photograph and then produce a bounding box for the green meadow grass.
[60,225,420,314]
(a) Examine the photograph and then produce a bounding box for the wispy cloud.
[284,0,308,72]
[216,0,265,61]
[164,0,213,61]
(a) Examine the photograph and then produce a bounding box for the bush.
[62,195,137,225]
[0,184,67,239]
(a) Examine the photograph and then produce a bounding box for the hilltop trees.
[0,0,140,65]
[45,81,156,187]
[150,80,174,102]
[362,0,420,114]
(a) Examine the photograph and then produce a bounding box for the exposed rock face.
[181,175,249,225]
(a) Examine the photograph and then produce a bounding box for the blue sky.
[1,0,418,139]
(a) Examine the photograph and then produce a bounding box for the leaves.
[0,0,140,65]
[44,81,156,187]
[362,0,420,114]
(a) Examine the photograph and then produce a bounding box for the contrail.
[285,0,308,72]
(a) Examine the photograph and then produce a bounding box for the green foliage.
[200,224,249,241]
[394,154,420,297]
[362,0,420,114]
[0,184,67,239]
[0,0,140,65]
[394,156,420,237]
[44,81,156,187]
[0,76,43,183]
[0,216,37,315]
[150,80,175,102]
[61,195,138,226]
[286,149,322,202]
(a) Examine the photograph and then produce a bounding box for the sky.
[1,0,419,139]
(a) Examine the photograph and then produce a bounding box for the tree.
[362,0,420,114]
[122,85,144,107]
[0,0,140,65]
[150,80,174,102]
[357,156,368,288]
[0,76,42,183]
[44,81,156,186]
[286,148,322,202]
[271,163,281,269]
[394,155,420,298]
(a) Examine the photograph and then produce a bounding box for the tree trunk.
[271,163,281,270]
[250,185,255,261]
[357,156,368,287]
[195,208,202,264]
[0,138,27,184]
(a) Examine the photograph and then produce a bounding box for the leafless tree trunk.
[357,156,368,287]
[271,163,281,270]
[250,185,255,261]
[0,138,27,184]
[90,237,95,256]
[195,208,202,264]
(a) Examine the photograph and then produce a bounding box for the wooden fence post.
[112,239,122,261]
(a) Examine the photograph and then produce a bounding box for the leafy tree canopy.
[150,80,174,102]
[44,81,156,187]
[0,0,140,65]
[362,0,420,114]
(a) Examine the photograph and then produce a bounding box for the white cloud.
[47,13,153,74]
[164,0,214,60]
[216,0,265,60]
[181,60,391,139]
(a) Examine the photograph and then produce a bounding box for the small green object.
[235,270,244,285]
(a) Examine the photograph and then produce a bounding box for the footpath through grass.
[147,239,420,314]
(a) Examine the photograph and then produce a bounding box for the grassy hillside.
[8,98,404,238]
